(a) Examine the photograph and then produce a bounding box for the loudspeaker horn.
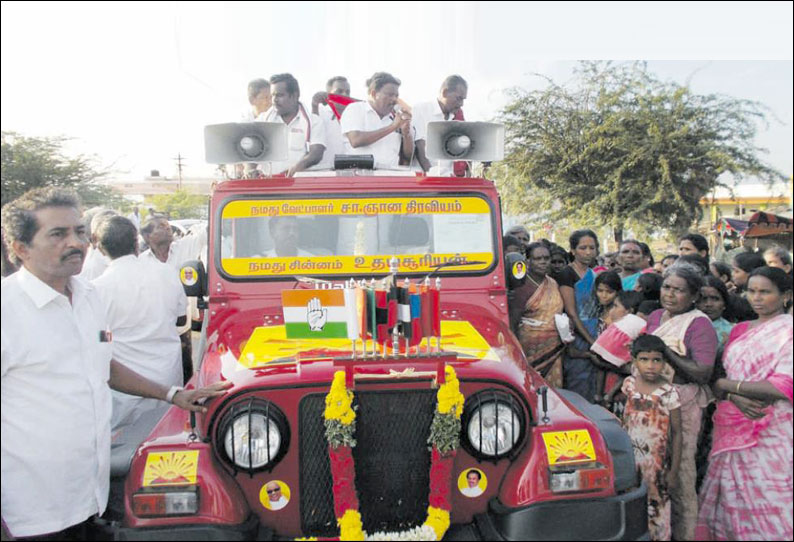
[425,121,504,162]
[204,122,289,164]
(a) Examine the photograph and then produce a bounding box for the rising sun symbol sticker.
[143,451,200,486]
[541,430,596,465]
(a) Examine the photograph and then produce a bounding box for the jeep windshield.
[217,194,496,278]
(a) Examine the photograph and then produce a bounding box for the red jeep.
[113,123,648,540]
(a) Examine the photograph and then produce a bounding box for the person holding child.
[645,263,717,541]
[696,266,793,541]
[622,335,682,541]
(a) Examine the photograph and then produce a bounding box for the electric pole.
[173,153,186,190]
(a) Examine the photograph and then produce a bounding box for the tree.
[147,190,208,220]
[495,62,786,242]
[1,131,124,208]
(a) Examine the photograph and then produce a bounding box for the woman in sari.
[512,242,565,387]
[645,263,717,541]
[557,230,600,402]
[696,267,793,541]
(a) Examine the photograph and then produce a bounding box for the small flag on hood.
[281,289,357,339]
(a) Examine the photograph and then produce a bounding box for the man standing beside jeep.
[1,187,230,539]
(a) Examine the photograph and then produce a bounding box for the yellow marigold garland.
[321,366,464,541]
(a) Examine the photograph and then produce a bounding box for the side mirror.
[505,252,527,289]
[180,260,207,298]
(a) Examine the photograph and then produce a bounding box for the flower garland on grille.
[322,366,464,541]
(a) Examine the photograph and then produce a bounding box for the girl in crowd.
[548,243,570,277]
[730,252,766,295]
[590,271,622,401]
[698,275,735,348]
[622,335,682,541]
[512,242,566,387]
[696,267,793,541]
[646,263,717,541]
[556,230,600,402]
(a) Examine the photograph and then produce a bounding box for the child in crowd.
[589,271,622,401]
[621,335,682,542]
[637,299,660,320]
[635,272,663,303]
[591,290,645,412]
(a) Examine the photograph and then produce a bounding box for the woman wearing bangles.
[644,263,718,540]
[696,267,793,541]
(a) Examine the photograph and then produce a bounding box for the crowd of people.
[236,71,471,177]
[506,226,793,541]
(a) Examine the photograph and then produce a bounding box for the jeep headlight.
[464,392,524,459]
[218,399,289,471]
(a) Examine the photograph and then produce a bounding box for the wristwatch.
[166,385,184,404]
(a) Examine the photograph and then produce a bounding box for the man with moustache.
[340,71,414,169]
[259,73,326,177]
[0,187,230,539]
[311,76,353,170]
[412,75,469,176]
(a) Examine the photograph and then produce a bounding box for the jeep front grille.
[299,389,436,537]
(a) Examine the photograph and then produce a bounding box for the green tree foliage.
[1,131,124,208]
[495,62,785,242]
[147,190,208,220]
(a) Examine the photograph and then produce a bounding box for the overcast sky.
[2,1,792,181]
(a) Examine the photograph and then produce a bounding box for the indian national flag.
[281,289,359,339]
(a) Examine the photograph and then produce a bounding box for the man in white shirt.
[413,75,469,176]
[340,72,414,169]
[92,216,187,431]
[461,469,484,498]
[78,207,116,281]
[264,481,289,511]
[311,76,352,170]
[0,187,229,539]
[242,78,272,121]
[259,73,325,177]
[261,216,311,257]
[127,206,141,231]
[139,214,207,384]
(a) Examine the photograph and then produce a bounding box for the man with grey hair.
[1,187,229,539]
[412,75,469,176]
[243,78,272,121]
[93,215,188,432]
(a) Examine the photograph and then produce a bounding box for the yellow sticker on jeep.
[143,451,200,486]
[541,430,596,465]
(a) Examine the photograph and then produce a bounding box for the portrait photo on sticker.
[458,468,486,498]
[260,480,290,510]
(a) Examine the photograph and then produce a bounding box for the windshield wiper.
[423,260,488,281]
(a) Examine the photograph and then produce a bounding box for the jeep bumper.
[114,514,267,541]
[446,483,649,541]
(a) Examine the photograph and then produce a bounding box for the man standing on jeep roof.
[341,72,414,169]
[0,187,230,539]
[412,75,469,176]
[259,73,326,177]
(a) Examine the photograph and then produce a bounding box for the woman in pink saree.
[696,267,793,541]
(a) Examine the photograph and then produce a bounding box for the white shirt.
[312,106,346,170]
[79,245,111,281]
[461,485,484,498]
[260,105,326,175]
[412,100,457,176]
[140,226,207,335]
[268,496,289,510]
[340,101,408,169]
[127,212,141,231]
[92,255,186,430]
[1,268,112,537]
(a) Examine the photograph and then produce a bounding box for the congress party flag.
[281,289,357,339]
